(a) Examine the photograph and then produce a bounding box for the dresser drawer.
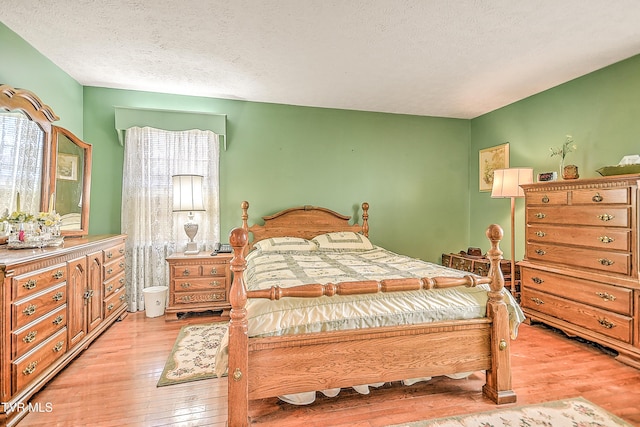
[526,225,630,251]
[171,290,226,306]
[12,304,67,359]
[526,191,568,206]
[103,243,126,263]
[13,264,66,300]
[450,257,473,272]
[12,282,67,330]
[103,257,125,282]
[527,243,630,275]
[571,187,629,205]
[104,272,125,298]
[174,277,226,292]
[522,288,632,343]
[104,285,126,316]
[12,327,67,393]
[527,206,630,227]
[521,268,632,315]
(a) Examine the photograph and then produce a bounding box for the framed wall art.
[479,143,509,192]
[57,153,79,181]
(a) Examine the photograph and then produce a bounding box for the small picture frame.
[537,171,557,182]
[479,143,509,192]
[57,153,78,181]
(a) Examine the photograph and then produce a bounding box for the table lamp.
[172,174,205,255]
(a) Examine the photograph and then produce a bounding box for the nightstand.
[165,252,232,321]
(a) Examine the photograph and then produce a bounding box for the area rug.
[387,397,633,427]
[156,322,228,387]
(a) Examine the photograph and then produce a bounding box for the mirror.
[0,84,91,241]
[52,126,92,235]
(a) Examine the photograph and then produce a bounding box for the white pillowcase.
[253,237,318,252]
[311,231,374,251]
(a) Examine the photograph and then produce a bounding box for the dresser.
[519,175,640,368]
[165,252,232,320]
[0,235,127,427]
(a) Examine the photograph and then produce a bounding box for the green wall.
[83,87,470,262]
[469,54,640,259]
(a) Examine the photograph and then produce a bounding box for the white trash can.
[143,286,168,318]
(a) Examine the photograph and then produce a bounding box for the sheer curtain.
[122,126,220,312]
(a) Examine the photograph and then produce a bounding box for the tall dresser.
[519,175,640,369]
[0,235,127,427]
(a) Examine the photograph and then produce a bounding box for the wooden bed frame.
[226,201,515,426]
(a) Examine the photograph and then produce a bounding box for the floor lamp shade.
[491,167,533,293]
[172,175,205,254]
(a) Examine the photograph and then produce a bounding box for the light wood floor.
[18,312,640,427]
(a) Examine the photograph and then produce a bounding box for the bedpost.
[361,202,369,237]
[241,200,249,233]
[482,224,516,404]
[228,227,249,427]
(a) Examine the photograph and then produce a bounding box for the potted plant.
[550,135,578,179]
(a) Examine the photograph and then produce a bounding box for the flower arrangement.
[36,211,62,227]
[1,193,63,248]
[549,135,577,162]
[1,210,35,224]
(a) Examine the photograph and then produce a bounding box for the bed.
[222,201,523,426]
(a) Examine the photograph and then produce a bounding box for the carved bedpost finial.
[361,202,369,237]
[241,201,249,232]
[485,224,505,294]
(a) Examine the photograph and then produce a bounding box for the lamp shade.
[491,168,533,198]
[172,175,205,212]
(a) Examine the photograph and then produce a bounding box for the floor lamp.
[491,168,533,293]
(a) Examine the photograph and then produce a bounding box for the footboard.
[226,224,515,427]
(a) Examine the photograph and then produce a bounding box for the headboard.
[240,201,369,248]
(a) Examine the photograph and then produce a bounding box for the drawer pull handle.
[23,331,37,343]
[106,284,114,292]
[119,262,125,268]
[532,277,544,284]
[179,295,193,302]
[210,268,218,275]
[107,268,113,275]
[535,212,546,219]
[541,195,549,203]
[598,236,614,244]
[597,213,614,222]
[53,270,64,279]
[119,248,125,254]
[107,303,114,311]
[119,278,125,285]
[22,304,37,316]
[535,249,546,256]
[535,231,546,237]
[592,193,603,203]
[530,297,544,306]
[598,318,615,329]
[598,258,614,266]
[22,361,38,376]
[596,291,616,302]
[209,280,220,287]
[53,341,64,352]
[23,279,37,290]
[119,294,126,301]
[106,251,113,259]
[181,282,192,289]
[182,268,190,276]
[53,315,64,325]
[52,292,64,302]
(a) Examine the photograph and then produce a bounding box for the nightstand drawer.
[174,277,226,292]
[522,288,632,343]
[172,290,226,305]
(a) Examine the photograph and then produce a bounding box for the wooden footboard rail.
[226,224,514,427]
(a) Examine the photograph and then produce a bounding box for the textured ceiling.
[2,1,640,118]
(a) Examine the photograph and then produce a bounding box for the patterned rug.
[386,397,633,427]
[156,322,228,387]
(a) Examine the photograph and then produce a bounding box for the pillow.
[311,231,374,251]
[253,237,318,252]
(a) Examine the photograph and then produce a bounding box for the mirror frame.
[0,84,92,240]
[51,126,92,237]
